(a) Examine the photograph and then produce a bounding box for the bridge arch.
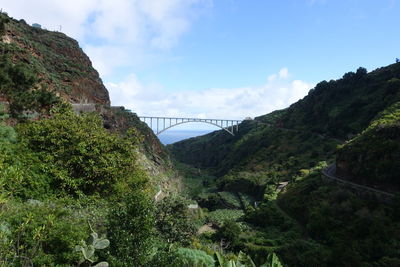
[139,116,241,136]
[157,120,233,135]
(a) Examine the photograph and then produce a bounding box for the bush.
[0,125,52,200]
[16,109,146,196]
[175,247,215,267]
[156,196,196,245]
[214,220,242,249]
[106,190,155,266]
[0,199,88,266]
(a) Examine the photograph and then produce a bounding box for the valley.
[0,11,399,267]
[167,64,400,266]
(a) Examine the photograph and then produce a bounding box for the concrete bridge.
[139,116,242,136]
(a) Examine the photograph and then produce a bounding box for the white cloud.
[107,68,314,122]
[279,68,289,79]
[0,0,211,77]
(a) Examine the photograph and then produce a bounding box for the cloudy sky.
[1,0,400,130]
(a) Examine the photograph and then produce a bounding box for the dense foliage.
[155,196,197,245]
[281,65,400,138]
[277,171,400,266]
[0,109,155,265]
[0,53,60,118]
[107,191,155,266]
[17,109,146,196]
[170,63,400,266]
[0,199,88,266]
[337,102,400,189]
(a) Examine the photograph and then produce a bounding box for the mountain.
[1,10,399,266]
[168,63,400,193]
[168,62,400,266]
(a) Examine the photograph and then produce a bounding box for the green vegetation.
[17,109,146,196]
[155,196,197,245]
[170,63,400,266]
[0,107,155,265]
[1,11,399,266]
[337,101,400,189]
[75,230,110,267]
[277,171,400,266]
[280,65,400,139]
[0,53,60,118]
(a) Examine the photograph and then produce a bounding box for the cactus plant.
[75,231,110,267]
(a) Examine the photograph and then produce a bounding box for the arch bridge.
[139,116,242,136]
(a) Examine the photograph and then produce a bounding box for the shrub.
[214,220,242,249]
[155,196,197,245]
[0,199,88,266]
[175,247,215,267]
[106,190,155,266]
[16,109,146,196]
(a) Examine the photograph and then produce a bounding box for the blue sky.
[1,0,400,131]
[147,0,399,91]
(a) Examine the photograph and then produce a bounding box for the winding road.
[322,164,394,199]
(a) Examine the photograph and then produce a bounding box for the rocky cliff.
[2,14,109,105]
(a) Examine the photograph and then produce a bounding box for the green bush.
[0,125,52,200]
[106,190,155,266]
[16,109,146,196]
[0,199,88,266]
[175,247,215,267]
[214,220,242,249]
[156,196,196,245]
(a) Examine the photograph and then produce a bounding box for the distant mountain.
[168,63,400,193]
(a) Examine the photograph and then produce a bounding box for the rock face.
[3,17,110,105]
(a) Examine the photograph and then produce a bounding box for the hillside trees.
[336,101,400,187]
[0,54,60,118]
[16,108,147,196]
[107,190,156,266]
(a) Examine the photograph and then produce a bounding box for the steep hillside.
[1,13,109,105]
[336,101,400,191]
[0,12,179,195]
[168,63,400,266]
[169,63,400,187]
[280,66,400,139]
[0,13,192,266]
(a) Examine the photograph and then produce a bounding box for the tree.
[16,109,146,196]
[214,220,241,249]
[0,55,60,119]
[107,191,155,266]
[155,196,196,245]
